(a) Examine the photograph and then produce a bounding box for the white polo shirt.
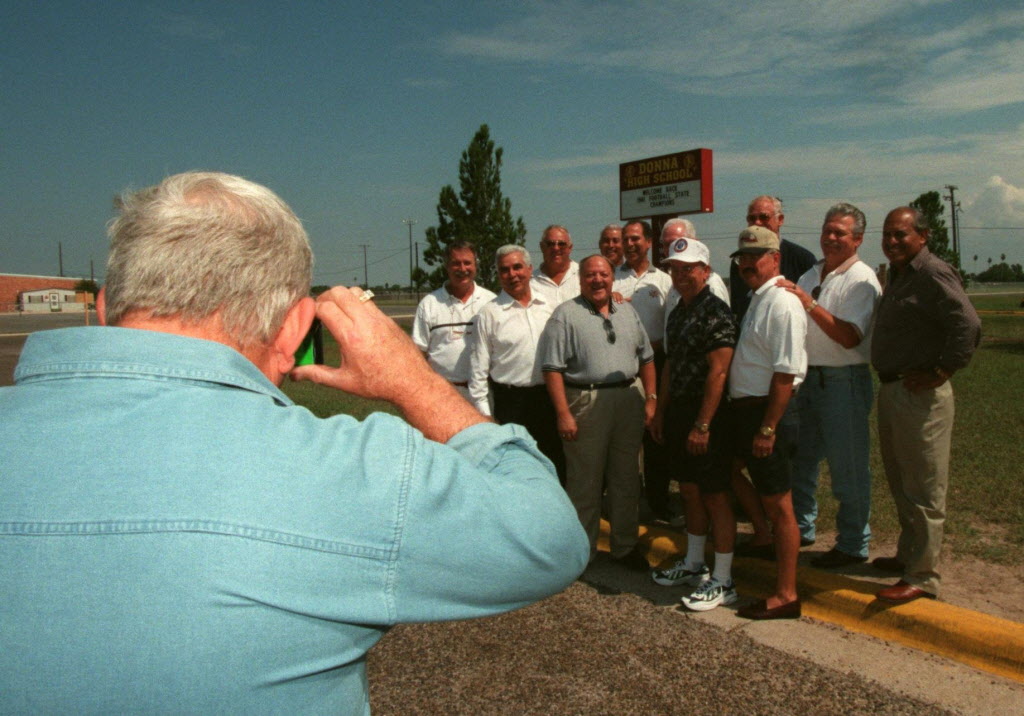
[663,272,729,351]
[530,261,580,306]
[412,282,496,383]
[613,262,672,343]
[729,275,808,399]
[797,256,881,367]
[468,291,555,416]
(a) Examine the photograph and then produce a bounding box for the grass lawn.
[282,294,1024,566]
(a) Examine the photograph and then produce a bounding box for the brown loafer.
[737,598,802,620]
[876,580,936,605]
[871,556,905,574]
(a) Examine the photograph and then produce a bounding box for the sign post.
[619,148,713,262]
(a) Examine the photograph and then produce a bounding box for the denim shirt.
[1,327,588,715]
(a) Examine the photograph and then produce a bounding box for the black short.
[664,399,732,494]
[730,398,799,496]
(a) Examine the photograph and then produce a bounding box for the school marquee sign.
[619,148,713,220]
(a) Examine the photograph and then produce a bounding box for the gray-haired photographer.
[0,171,588,714]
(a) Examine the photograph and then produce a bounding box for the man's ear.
[272,296,317,369]
[96,287,108,326]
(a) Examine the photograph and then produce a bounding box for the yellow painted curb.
[601,520,1024,684]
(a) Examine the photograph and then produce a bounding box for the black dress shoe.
[737,598,802,620]
[876,580,936,605]
[734,542,775,561]
[611,546,650,572]
[871,556,905,573]
[800,536,816,547]
[811,548,868,569]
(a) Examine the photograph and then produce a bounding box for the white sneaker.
[680,577,738,612]
[651,560,710,587]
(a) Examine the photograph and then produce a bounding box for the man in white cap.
[650,237,739,611]
[728,226,807,620]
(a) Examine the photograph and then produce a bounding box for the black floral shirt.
[665,286,737,402]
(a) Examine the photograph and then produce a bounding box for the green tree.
[74,279,100,297]
[909,191,959,269]
[423,124,527,290]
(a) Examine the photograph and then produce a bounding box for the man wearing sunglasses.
[530,224,580,306]
[775,204,882,570]
[729,196,816,319]
[540,255,657,569]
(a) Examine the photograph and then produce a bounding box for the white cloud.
[963,176,1024,226]
[440,1,1024,114]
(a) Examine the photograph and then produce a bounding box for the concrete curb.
[613,521,1024,684]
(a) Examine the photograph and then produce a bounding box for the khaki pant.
[562,381,645,559]
[876,381,954,594]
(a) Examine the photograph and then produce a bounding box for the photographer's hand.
[292,286,488,443]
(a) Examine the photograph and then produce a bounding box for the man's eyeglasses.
[746,213,773,223]
[602,317,616,344]
[543,240,571,249]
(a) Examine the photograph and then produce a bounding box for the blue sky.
[4,1,1024,286]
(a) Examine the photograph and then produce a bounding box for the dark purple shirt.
[871,247,980,375]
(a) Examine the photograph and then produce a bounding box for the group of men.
[414,195,981,621]
[0,172,982,710]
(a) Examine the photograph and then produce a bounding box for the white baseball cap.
[662,237,710,266]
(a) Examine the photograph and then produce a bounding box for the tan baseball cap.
[730,225,780,257]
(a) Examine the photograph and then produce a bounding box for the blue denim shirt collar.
[15,326,293,407]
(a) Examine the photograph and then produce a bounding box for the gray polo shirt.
[540,295,654,384]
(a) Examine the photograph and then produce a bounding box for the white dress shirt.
[412,283,496,383]
[468,291,555,415]
[797,256,881,366]
[613,262,672,343]
[729,275,808,399]
[529,260,580,306]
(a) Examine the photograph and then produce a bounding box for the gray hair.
[495,244,532,267]
[661,218,697,241]
[104,171,312,347]
[749,195,783,216]
[600,223,621,235]
[445,239,478,262]
[824,202,867,235]
[541,224,572,244]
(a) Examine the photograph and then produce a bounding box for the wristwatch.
[646,393,658,401]
[805,300,818,313]
[758,425,776,437]
[693,422,710,434]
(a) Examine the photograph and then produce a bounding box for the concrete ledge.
[603,521,1024,684]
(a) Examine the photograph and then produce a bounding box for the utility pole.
[415,241,421,302]
[358,244,369,288]
[403,219,416,293]
[943,184,961,258]
[58,242,64,277]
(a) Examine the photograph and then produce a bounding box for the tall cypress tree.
[909,191,958,268]
[423,124,527,290]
